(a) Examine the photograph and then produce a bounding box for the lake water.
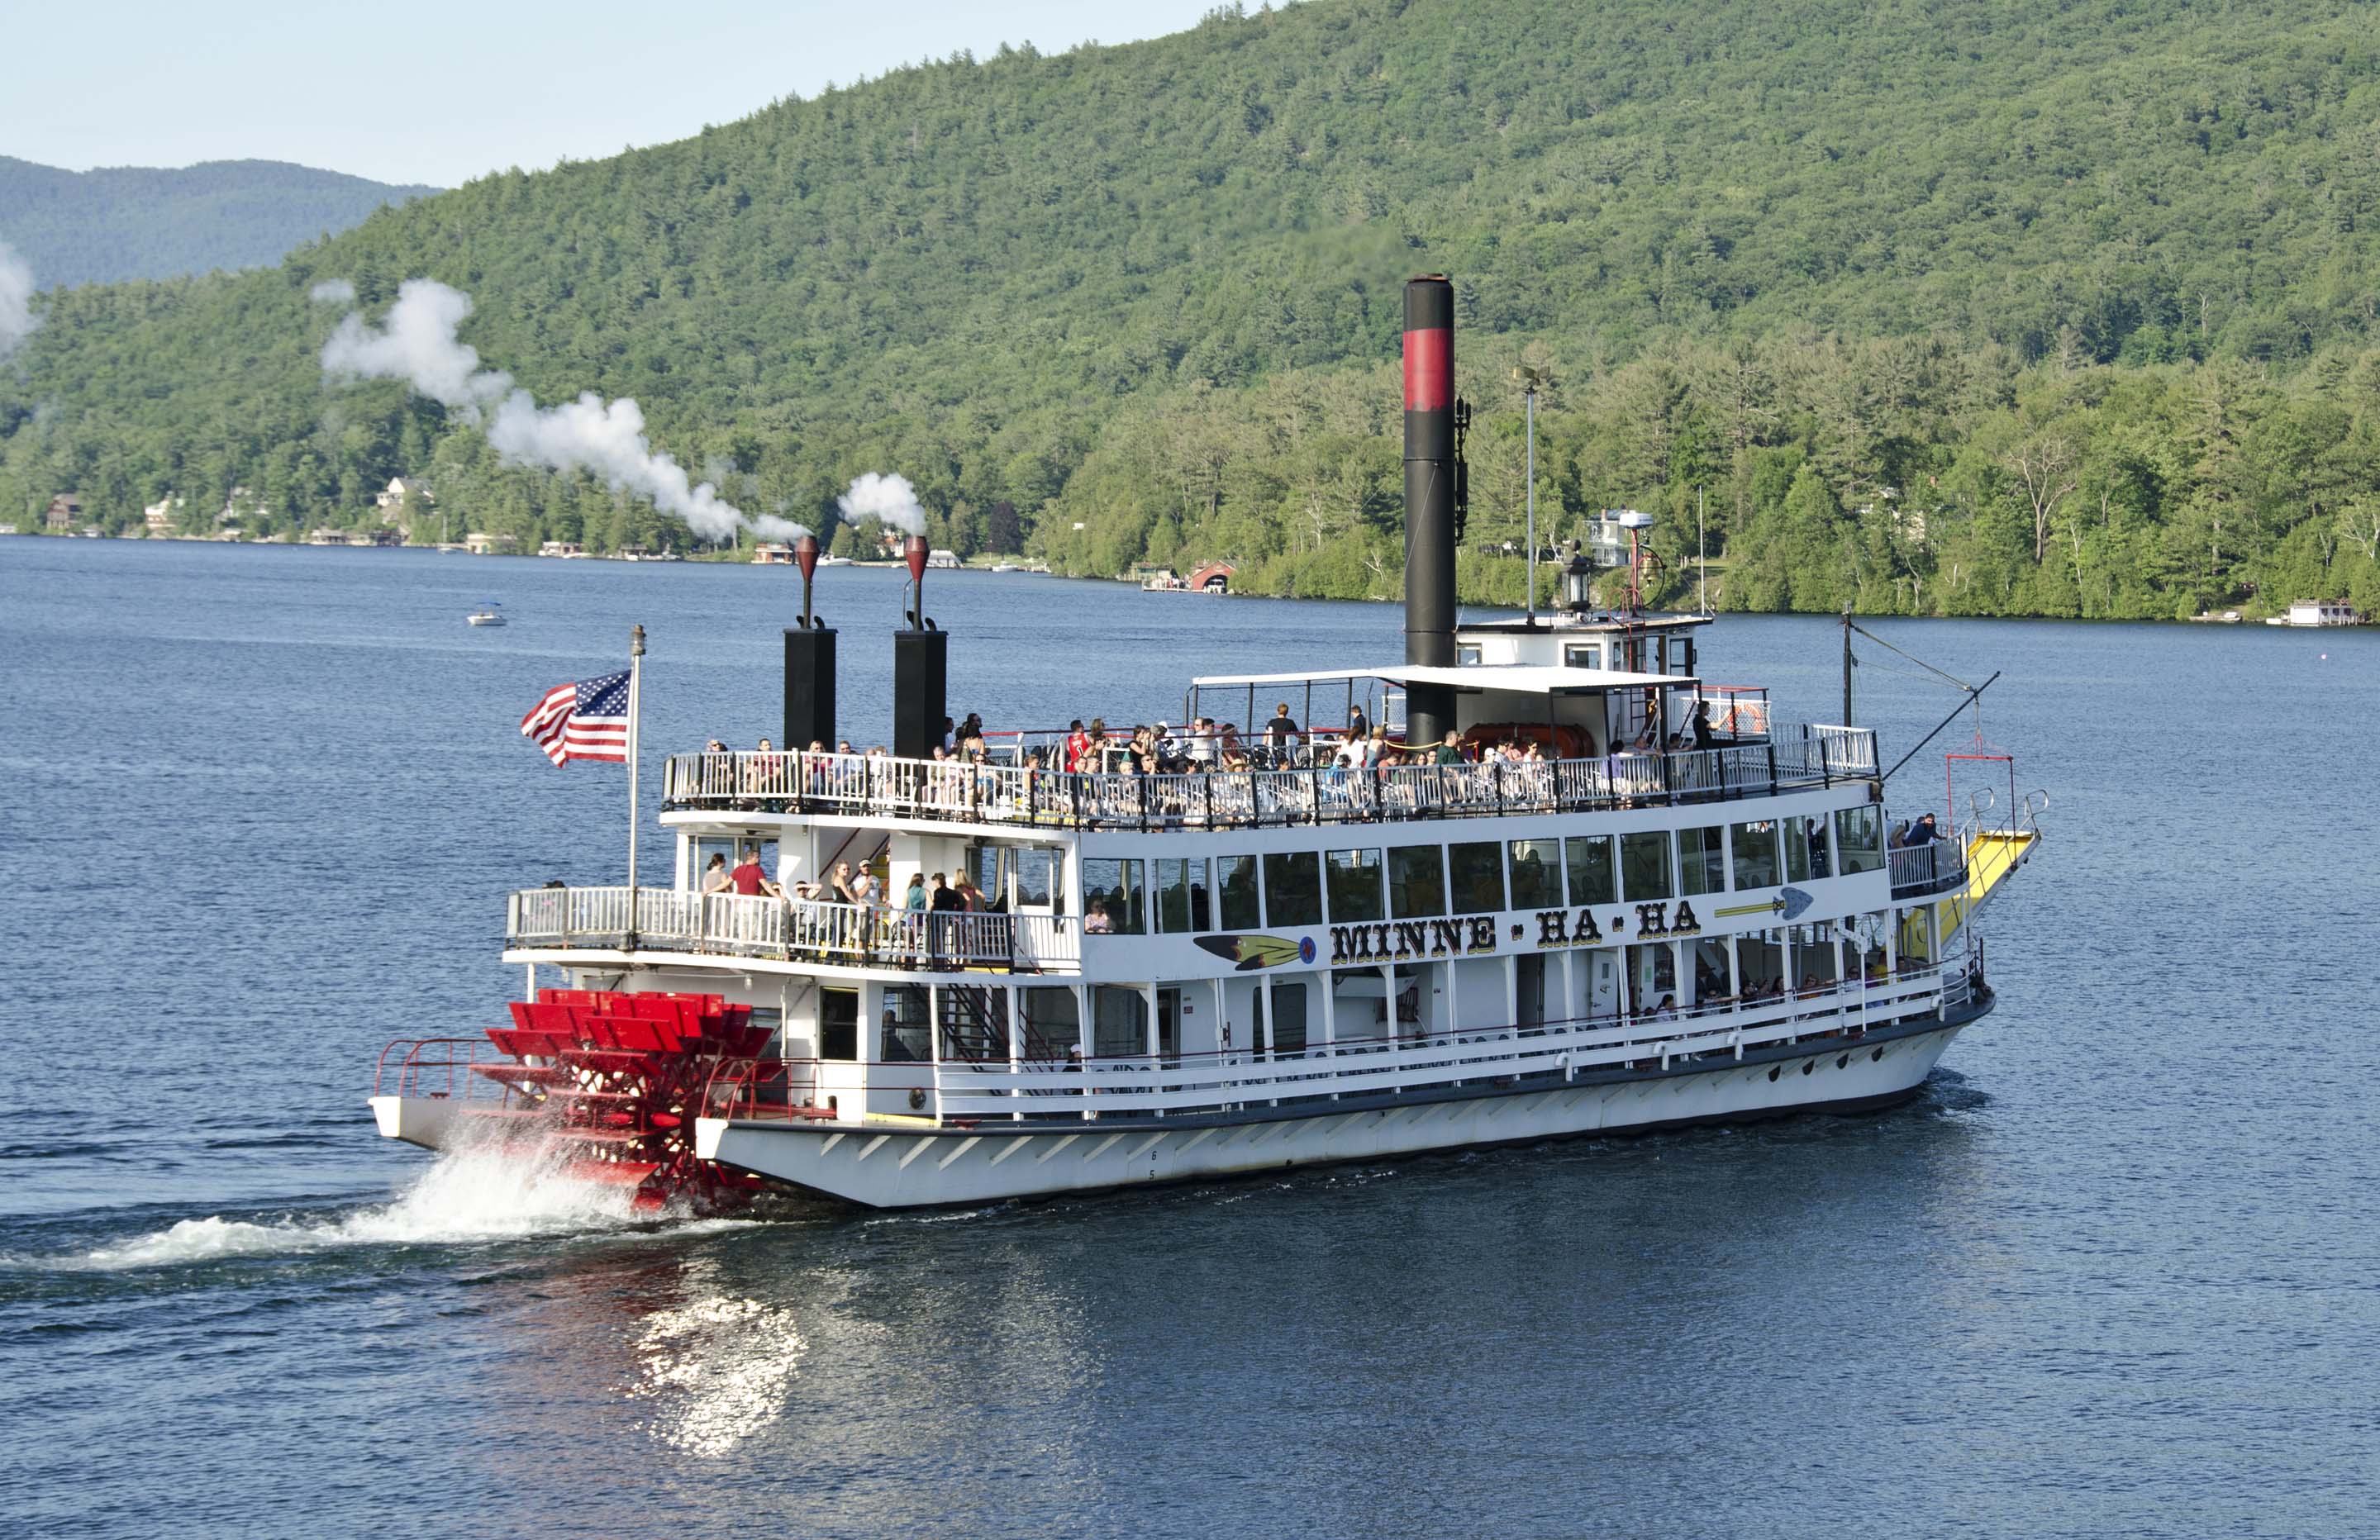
[2,539,2373,1539]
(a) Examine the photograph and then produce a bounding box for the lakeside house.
[1188,560,1235,593]
[754,542,795,564]
[143,497,180,534]
[45,494,84,532]
[927,548,961,569]
[464,531,518,555]
[538,540,584,558]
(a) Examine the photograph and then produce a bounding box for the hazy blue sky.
[6,1,1223,187]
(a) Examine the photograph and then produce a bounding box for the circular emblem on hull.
[1297,935,1317,964]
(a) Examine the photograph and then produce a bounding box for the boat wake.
[59,1144,702,1272]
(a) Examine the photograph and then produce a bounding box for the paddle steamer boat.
[371,278,2044,1210]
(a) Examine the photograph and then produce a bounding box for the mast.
[626,623,645,947]
[1840,608,1853,725]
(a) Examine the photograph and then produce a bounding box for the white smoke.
[321,278,810,544]
[836,471,927,536]
[320,278,511,421]
[308,278,356,305]
[0,240,40,362]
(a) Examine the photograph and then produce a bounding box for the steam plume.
[309,278,356,305]
[321,278,810,544]
[0,240,40,362]
[836,471,927,536]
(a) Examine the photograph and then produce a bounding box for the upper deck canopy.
[1190,663,1687,696]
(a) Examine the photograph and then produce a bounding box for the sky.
[4,0,1225,188]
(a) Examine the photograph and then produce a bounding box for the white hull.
[686,1022,1964,1209]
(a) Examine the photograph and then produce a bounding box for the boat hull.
[693,1017,1971,1209]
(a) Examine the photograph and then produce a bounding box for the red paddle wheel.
[476,988,778,1214]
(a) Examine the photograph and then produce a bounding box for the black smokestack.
[1403,275,1458,749]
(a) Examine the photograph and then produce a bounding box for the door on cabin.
[1584,948,1621,1022]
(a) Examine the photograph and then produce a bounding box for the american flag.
[520,671,631,765]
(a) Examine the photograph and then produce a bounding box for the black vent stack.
[1402,275,1459,749]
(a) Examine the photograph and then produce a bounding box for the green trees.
[3,0,2379,615]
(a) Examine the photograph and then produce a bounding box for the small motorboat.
[466,602,507,626]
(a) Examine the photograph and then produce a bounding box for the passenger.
[829,861,857,902]
[1909,813,1939,847]
[847,865,880,905]
[1433,730,1464,766]
[1692,701,1716,751]
[1064,719,1090,773]
[940,715,957,753]
[1347,701,1371,743]
[1651,994,1677,1020]
[1264,702,1300,753]
[701,853,733,894]
[1889,819,1911,848]
[729,847,778,897]
[954,875,986,912]
[1185,717,1217,768]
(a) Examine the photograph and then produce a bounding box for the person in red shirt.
[728,848,779,897]
[1064,719,1091,773]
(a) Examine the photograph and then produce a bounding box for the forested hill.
[0,159,439,287]
[6,0,2380,620]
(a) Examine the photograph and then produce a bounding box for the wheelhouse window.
[1621,831,1672,901]
[1564,642,1604,670]
[1263,851,1323,927]
[1565,834,1616,906]
[1835,806,1885,874]
[1731,820,1781,891]
[1677,825,1725,896]
[1325,848,1385,923]
[1448,841,1506,914]
[1218,855,1260,929]
[1154,857,1209,934]
[1507,840,1562,910]
[1080,858,1145,934]
[1387,845,1445,919]
[1014,847,1063,912]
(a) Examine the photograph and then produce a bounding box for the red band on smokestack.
[793,534,819,583]
[904,535,929,583]
[1403,327,1452,413]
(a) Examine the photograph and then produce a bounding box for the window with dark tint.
[1093,986,1148,1058]
[883,985,931,1062]
[1263,851,1323,927]
[1387,845,1445,919]
[1154,857,1208,933]
[1507,840,1562,909]
[1621,830,1672,901]
[1783,818,1811,884]
[1565,835,1616,906]
[1021,987,1079,1056]
[1731,820,1781,891]
[1677,825,1725,896]
[1267,981,1308,1053]
[1835,806,1885,874]
[1217,855,1260,929]
[818,988,859,1061]
[1325,848,1384,922]
[1080,858,1145,934]
[1448,841,1506,913]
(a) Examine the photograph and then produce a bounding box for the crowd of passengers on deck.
[681,693,1750,823]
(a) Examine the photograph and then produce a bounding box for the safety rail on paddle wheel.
[373,1038,534,1107]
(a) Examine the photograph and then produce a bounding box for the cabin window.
[1456,644,1483,667]
[1564,642,1604,670]
[882,985,932,1062]
[1783,817,1812,883]
[1325,848,1385,923]
[1218,855,1261,929]
[1621,831,1672,901]
[1507,840,1562,910]
[1154,857,1209,934]
[1387,845,1445,919]
[1565,834,1616,906]
[1267,980,1309,1053]
[1021,986,1080,1056]
[1835,806,1885,874]
[1448,841,1507,914]
[1677,825,1725,896]
[1731,820,1781,891]
[1736,931,1784,997]
[1092,986,1148,1058]
[1080,858,1145,934]
[1014,847,1063,912]
[1263,852,1324,928]
[818,987,859,1061]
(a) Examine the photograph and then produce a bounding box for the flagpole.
[626,624,645,948]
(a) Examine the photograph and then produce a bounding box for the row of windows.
[1078,806,1887,934]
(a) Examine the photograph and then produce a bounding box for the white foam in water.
[69,1144,651,1271]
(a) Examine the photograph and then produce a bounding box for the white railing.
[1887,840,1966,896]
[924,965,1959,1121]
[505,886,1082,973]
[659,726,1878,833]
